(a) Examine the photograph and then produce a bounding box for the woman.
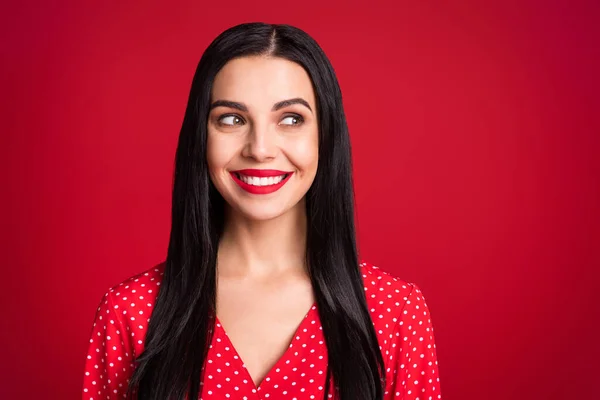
[82,22,441,400]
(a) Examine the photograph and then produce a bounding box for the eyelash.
[216,113,305,127]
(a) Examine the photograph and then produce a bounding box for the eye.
[280,114,304,126]
[218,114,244,126]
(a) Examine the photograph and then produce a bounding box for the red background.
[1,0,598,399]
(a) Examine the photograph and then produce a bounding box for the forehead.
[211,56,316,108]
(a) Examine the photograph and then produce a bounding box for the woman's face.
[207,56,319,221]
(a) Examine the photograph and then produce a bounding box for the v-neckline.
[213,301,318,392]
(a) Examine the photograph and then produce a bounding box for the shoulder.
[105,261,165,302]
[103,260,166,322]
[358,262,442,394]
[358,259,433,343]
[97,261,165,354]
[83,262,166,396]
[359,259,420,309]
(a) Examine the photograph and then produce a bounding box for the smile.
[230,169,293,194]
[235,173,287,186]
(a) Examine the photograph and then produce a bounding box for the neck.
[217,199,308,278]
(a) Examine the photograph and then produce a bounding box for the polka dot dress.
[82,261,441,399]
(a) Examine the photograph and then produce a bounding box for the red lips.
[229,169,293,195]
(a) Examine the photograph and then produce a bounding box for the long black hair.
[127,22,385,400]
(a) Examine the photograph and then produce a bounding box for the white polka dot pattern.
[82,261,441,399]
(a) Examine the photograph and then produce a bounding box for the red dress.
[82,261,442,399]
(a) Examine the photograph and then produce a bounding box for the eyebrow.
[209,97,313,113]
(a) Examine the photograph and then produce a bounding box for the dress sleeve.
[384,284,442,400]
[82,289,135,400]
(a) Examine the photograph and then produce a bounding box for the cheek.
[287,134,319,173]
[206,133,236,172]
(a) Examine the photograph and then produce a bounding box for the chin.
[245,210,286,222]
[224,191,308,222]
[231,203,292,221]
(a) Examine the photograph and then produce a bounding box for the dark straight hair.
[127,22,385,400]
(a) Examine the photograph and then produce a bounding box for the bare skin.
[206,55,319,386]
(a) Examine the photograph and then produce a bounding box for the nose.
[241,121,278,162]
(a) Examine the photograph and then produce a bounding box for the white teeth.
[238,174,286,186]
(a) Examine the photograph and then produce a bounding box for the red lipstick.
[230,169,293,195]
